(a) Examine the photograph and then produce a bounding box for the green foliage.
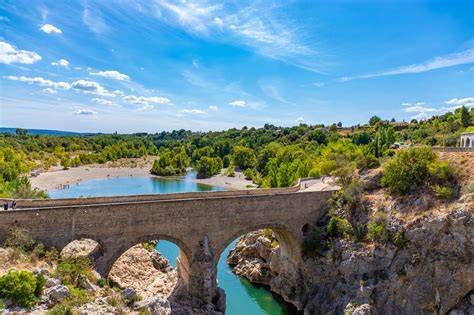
[196,156,223,179]
[65,287,92,306]
[243,168,254,180]
[352,223,367,242]
[231,146,256,170]
[97,278,108,288]
[326,216,353,238]
[433,185,457,200]
[151,146,189,176]
[369,115,382,126]
[55,257,94,287]
[352,131,371,145]
[47,303,73,315]
[329,180,364,215]
[381,147,437,194]
[367,213,389,242]
[226,167,235,177]
[0,270,45,308]
[141,242,156,252]
[4,224,35,252]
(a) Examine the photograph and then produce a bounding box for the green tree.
[369,115,382,126]
[15,128,28,136]
[0,271,44,308]
[459,106,470,127]
[231,146,256,170]
[196,156,223,179]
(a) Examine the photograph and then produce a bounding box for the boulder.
[120,288,138,302]
[48,285,69,303]
[360,168,382,190]
[150,251,172,272]
[45,277,61,288]
[133,296,171,315]
[60,239,101,262]
[353,303,375,315]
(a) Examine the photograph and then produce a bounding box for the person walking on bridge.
[3,202,8,210]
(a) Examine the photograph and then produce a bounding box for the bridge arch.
[98,233,192,292]
[214,222,302,272]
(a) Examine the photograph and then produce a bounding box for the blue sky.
[0,0,473,133]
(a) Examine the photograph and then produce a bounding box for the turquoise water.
[48,171,225,199]
[156,240,300,315]
[48,172,299,314]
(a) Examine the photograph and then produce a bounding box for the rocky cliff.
[227,189,473,315]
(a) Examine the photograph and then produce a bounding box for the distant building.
[460,132,474,148]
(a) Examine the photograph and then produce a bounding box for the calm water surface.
[48,172,300,314]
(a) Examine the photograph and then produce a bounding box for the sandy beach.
[193,170,258,190]
[30,158,156,191]
[30,158,257,192]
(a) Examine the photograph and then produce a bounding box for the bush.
[433,184,457,200]
[381,147,437,194]
[44,247,60,264]
[141,242,156,252]
[302,229,325,258]
[244,168,254,180]
[196,156,223,179]
[55,257,94,286]
[429,161,457,184]
[352,223,367,242]
[4,224,35,251]
[0,270,45,308]
[367,213,388,242]
[47,303,73,315]
[226,167,235,177]
[326,216,353,239]
[65,287,91,306]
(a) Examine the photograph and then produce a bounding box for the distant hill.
[0,127,96,136]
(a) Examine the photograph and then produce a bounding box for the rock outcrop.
[228,191,474,315]
[109,244,178,299]
[60,238,102,262]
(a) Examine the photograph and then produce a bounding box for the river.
[48,171,300,315]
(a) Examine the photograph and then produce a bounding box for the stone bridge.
[0,184,335,309]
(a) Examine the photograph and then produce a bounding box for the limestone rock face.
[60,238,101,262]
[228,192,474,315]
[47,285,70,303]
[108,244,178,298]
[133,296,171,315]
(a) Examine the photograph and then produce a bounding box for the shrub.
[352,223,367,242]
[226,167,235,177]
[244,168,254,180]
[141,242,156,252]
[302,229,325,258]
[390,229,406,248]
[0,270,45,308]
[326,216,353,239]
[429,161,457,184]
[47,303,73,315]
[433,184,457,200]
[55,257,94,286]
[44,247,60,264]
[97,278,108,288]
[65,287,92,306]
[367,213,389,242]
[4,224,35,251]
[381,147,437,194]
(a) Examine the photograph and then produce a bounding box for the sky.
[0,0,473,133]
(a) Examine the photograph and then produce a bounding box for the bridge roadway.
[0,181,335,309]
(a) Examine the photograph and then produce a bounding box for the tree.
[15,128,27,136]
[309,129,328,145]
[196,156,223,179]
[459,106,470,127]
[337,121,342,128]
[352,131,371,145]
[369,115,382,126]
[231,146,256,170]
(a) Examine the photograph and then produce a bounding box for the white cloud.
[113,90,125,96]
[339,49,474,82]
[73,109,97,115]
[296,117,305,123]
[401,102,411,106]
[410,113,431,121]
[90,70,130,81]
[82,6,108,33]
[51,59,70,68]
[91,98,118,106]
[71,80,114,96]
[42,88,58,94]
[414,102,425,106]
[209,105,218,111]
[0,41,42,65]
[0,16,10,22]
[40,24,62,34]
[5,75,70,89]
[123,95,172,106]
[403,106,437,113]
[445,97,474,105]
[74,67,82,70]
[314,82,325,87]
[138,105,154,111]
[180,109,206,114]
[229,100,246,107]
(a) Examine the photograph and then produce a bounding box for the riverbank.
[30,158,156,191]
[193,170,258,190]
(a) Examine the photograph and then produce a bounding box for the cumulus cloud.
[402,102,411,106]
[209,105,218,111]
[138,105,154,111]
[229,100,246,107]
[40,24,62,34]
[71,80,114,96]
[296,117,305,123]
[4,75,70,89]
[0,41,42,65]
[123,95,172,105]
[445,97,474,105]
[112,90,125,96]
[51,59,70,68]
[403,105,437,113]
[42,88,58,94]
[73,109,97,115]
[90,70,130,81]
[180,109,205,114]
[91,98,118,106]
